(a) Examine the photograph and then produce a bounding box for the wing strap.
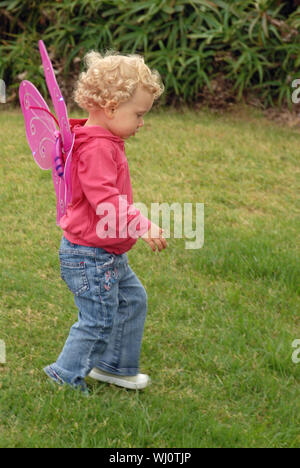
[29,105,60,128]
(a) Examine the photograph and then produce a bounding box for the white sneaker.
[88,368,151,390]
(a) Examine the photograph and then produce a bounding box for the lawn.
[0,106,299,448]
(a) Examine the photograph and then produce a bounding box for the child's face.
[108,86,154,139]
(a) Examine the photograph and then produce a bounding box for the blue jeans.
[46,236,148,389]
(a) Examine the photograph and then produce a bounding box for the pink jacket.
[60,119,151,254]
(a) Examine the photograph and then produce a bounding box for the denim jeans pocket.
[60,260,89,296]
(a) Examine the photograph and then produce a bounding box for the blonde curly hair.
[74,50,164,111]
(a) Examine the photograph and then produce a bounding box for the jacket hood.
[69,118,124,149]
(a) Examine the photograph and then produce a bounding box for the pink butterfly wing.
[19,42,75,227]
[64,135,75,208]
[51,132,75,226]
[52,132,68,225]
[19,80,56,170]
[39,40,74,221]
[19,80,69,225]
[38,40,73,154]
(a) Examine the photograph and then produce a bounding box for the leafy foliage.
[0,0,300,108]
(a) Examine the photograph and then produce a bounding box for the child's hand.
[141,223,167,252]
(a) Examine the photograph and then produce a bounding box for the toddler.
[44,50,167,393]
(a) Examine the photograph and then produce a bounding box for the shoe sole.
[88,370,150,390]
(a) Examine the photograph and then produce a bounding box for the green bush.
[1,0,300,108]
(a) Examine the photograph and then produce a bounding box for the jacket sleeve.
[77,140,151,242]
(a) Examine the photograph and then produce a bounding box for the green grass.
[0,106,299,448]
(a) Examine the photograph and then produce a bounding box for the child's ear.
[104,101,118,119]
